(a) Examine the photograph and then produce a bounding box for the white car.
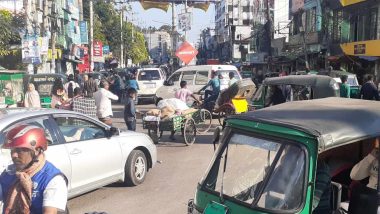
[0,108,157,198]
[136,68,165,104]
[156,65,241,100]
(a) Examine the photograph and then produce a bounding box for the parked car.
[136,68,166,104]
[24,73,67,108]
[156,65,241,100]
[0,108,157,198]
[252,75,339,109]
[189,97,380,214]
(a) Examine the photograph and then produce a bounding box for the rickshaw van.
[189,97,380,214]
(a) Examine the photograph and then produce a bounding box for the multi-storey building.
[214,0,259,62]
[144,31,172,64]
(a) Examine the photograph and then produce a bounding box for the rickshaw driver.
[198,71,221,106]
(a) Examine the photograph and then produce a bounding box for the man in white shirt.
[93,80,119,125]
[0,125,67,214]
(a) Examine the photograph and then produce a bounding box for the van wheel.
[124,150,147,186]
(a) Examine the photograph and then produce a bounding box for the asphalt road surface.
[67,103,218,214]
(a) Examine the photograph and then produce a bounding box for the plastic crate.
[159,115,183,132]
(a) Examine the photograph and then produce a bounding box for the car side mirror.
[213,126,222,151]
[106,127,119,138]
[164,80,174,86]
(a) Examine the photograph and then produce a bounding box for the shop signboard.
[93,41,104,62]
[80,21,88,44]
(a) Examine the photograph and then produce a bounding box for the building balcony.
[341,40,380,56]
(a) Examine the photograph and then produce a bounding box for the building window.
[228,5,233,12]
[369,8,378,40]
[243,6,250,12]
[243,19,250,26]
[332,10,343,42]
[306,7,316,32]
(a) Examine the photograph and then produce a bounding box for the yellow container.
[232,98,248,113]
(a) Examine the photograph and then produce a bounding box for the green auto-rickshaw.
[189,97,380,214]
[0,70,25,108]
[24,73,67,108]
[252,75,339,110]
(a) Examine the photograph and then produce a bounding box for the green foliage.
[0,10,22,54]
[82,1,149,64]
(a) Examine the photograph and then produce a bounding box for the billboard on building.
[291,0,304,13]
[22,35,41,64]
[80,21,88,44]
[93,41,104,62]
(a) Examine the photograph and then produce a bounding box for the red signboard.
[93,41,103,57]
[175,41,198,65]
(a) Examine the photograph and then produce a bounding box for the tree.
[82,0,149,64]
[159,25,172,33]
[0,10,23,54]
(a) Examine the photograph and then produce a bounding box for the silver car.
[0,108,157,198]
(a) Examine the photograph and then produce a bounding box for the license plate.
[144,83,156,88]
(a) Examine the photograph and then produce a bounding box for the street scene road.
[67,103,217,214]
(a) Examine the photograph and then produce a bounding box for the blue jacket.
[127,80,139,90]
[1,161,64,214]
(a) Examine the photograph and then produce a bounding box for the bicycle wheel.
[183,118,196,146]
[195,109,212,134]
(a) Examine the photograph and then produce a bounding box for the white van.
[136,68,165,103]
[156,65,241,99]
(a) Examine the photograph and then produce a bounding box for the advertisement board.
[93,41,104,62]
[22,35,41,64]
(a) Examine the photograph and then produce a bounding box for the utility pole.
[89,0,94,71]
[120,9,124,68]
[51,27,56,73]
[266,0,273,70]
[300,10,310,71]
[184,0,188,41]
[171,2,177,69]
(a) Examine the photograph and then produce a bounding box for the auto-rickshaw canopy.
[230,97,380,152]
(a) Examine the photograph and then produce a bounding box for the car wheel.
[124,150,147,186]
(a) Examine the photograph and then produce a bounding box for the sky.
[129,2,215,46]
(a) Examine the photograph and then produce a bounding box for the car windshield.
[203,131,306,211]
[138,70,161,81]
[347,77,359,86]
[217,70,241,81]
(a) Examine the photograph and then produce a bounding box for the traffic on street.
[2,0,380,214]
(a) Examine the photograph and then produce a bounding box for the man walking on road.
[360,75,379,100]
[0,125,68,214]
[94,80,119,125]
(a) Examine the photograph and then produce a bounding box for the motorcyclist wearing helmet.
[0,125,68,214]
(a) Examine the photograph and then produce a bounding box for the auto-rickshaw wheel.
[218,108,235,126]
[183,118,196,146]
[148,128,159,144]
[195,109,212,134]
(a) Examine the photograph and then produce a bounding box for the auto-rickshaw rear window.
[203,133,306,212]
